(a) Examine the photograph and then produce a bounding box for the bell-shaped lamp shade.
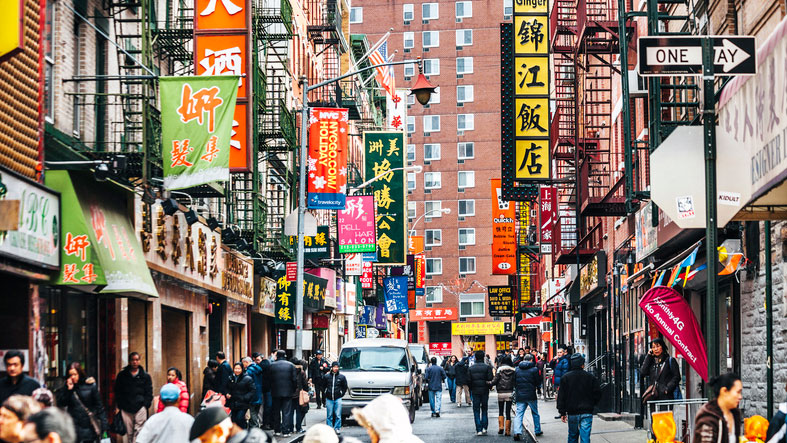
[410,73,437,106]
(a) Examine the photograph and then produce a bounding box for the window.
[422,31,439,48]
[404,63,415,77]
[423,59,440,75]
[403,32,414,49]
[44,0,55,122]
[423,115,440,132]
[460,294,485,317]
[407,94,415,105]
[457,114,474,131]
[403,3,414,21]
[458,142,475,160]
[458,171,475,189]
[456,29,473,46]
[407,172,416,191]
[425,229,442,246]
[456,1,472,18]
[457,85,474,103]
[459,228,476,246]
[406,143,416,162]
[459,257,476,274]
[427,87,441,105]
[408,201,417,219]
[422,3,438,20]
[424,172,442,189]
[426,258,443,275]
[503,0,513,16]
[407,116,415,133]
[424,143,441,161]
[425,201,443,218]
[458,199,475,216]
[457,57,473,74]
[349,7,363,23]
[426,286,443,303]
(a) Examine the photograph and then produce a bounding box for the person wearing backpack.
[640,337,681,405]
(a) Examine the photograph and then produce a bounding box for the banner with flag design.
[369,41,395,96]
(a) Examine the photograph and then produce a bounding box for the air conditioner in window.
[456,18,462,23]
[458,130,464,136]
[628,70,647,97]
[404,20,411,25]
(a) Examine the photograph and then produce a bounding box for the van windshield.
[339,347,409,372]
[409,346,428,364]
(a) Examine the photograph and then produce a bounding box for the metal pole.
[295,77,309,360]
[702,37,719,387]
[618,0,634,212]
[766,220,773,418]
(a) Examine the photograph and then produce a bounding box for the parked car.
[338,338,420,423]
[408,344,431,403]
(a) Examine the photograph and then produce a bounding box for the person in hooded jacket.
[57,362,107,443]
[491,355,516,436]
[455,356,471,407]
[322,362,348,433]
[243,356,264,429]
[640,337,681,403]
[692,372,742,443]
[553,345,570,391]
[352,394,423,443]
[468,350,493,435]
[513,354,542,440]
[202,360,219,400]
[557,354,601,443]
[227,362,256,430]
[156,367,189,413]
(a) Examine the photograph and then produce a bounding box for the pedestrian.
[201,360,219,400]
[252,353,273,430]
[22,407,76,443]
[114,352,152,443]
[243,355,264,428]
[352,394,424,443]
[513,348,527,367]
[766,382,787,443]
[56,362,107,443]
[640,337,681,405]
[215,352,233,395]
[468,350,493,436]
[308,351,329,410]
[512,354,542,440]
[322,361,347,433]
[269,350,297,437]
[553,345,570,391]
[157,367,189,413]
[455,356,471,407]
[291,358,309,433]
[31,388,54,409]
[136,384,194,443]
[492,355,516,436]
[226,362,255,429]
[0,351,40,404]
[423,357,446,417]
[693,373,742,443]
[444,355,458,404]
[556,354,601,443]
[0,395,42,443]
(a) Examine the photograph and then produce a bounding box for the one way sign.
[638,36,757,76]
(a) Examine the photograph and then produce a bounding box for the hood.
[518,361,535,370]
[352,394,424,443]
[497,365,515,373]
[203,367,214,375]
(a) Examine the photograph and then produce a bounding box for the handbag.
[299,389,310,406]
[108,411,126,436]
[71,390,103,437]
[642,358,669,405]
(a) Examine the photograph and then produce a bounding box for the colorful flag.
[369,41,394,96]
[719,254,743,275]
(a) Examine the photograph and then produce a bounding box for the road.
[285,391,648,442]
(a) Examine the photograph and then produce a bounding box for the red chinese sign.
[307,108,349,210]
[360,261,374,289]
[409,307,458,321]
[429,342,453,357]
[286,261,297,281]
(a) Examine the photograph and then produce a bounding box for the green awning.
[45,171,157,298]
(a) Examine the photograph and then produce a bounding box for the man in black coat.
[557,354,601,443]
[322,362,348,432]
[0,351,40,405]
[268,350,298,437]
[307,350,330,409]
[513,354,543,439]
[455,356,471,407]
[468,350,493,435]
[114,352,152,443]
[215,351,233,395]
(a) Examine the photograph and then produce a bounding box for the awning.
[518,316,549,328]
[45,171,157,298]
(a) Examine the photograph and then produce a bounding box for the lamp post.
[294,60,437,359]
[350,165,423,195]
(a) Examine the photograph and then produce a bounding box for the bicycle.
[541,369,555,400]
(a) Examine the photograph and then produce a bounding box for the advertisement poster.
[338,195,377,253]
[488,286,515,317]
[383,276,409,314]
[307,108,349,209]
[345,253,363,276]
[492,179,516,274]
[364,132,406,264]
[360,261,374,289]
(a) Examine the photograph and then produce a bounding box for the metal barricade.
[646,398,707,442]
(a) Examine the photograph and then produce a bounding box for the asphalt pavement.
[283,391,648,443]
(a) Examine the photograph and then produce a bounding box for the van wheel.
[408,400,416,423]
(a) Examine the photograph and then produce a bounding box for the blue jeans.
[446,378,456,402]
[262,391,273,428]
[326,398,342,431]
[567,414,593,443]
[514,400,542,435]
[471,392,489,432]
[428,389,443,413]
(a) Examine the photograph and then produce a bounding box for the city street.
[287,392,647,443]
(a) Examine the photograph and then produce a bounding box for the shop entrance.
[229,322,243,364]
[208,297,223,359]
[161,307,190,392]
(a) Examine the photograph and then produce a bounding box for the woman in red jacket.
[157,367,189,413]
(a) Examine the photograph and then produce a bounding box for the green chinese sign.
[288,226,330,259]
[274,272,330,325]
[364,132,406,265]
[160,75,239,190]
[303,273,329,311]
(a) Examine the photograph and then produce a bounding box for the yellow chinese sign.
[364,132,406,265]
[514,0,548,14]
[452,322,505,336]
[515,139,550,179]
[275,273,294,324]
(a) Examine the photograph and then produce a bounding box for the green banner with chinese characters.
[288,226,330,259]
[160,75,239,190]
[274,272,295,325]
[363,132,406,265]
[302,273,329,311]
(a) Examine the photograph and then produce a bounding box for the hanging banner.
[492,179,516,274]
[360,261,374,289]
[517,201,532,306]
[488,286,515,317]
[386,88,408,131]
[639,286,708,381]
[345,253,363,276]
[364,132,407,264]
[307,108,349,209]
[539,186,557,254]
[288,225,330,259]
[415,253,426,295]
[383,276,409,314]
[408,235,424,254]
[338,195,377,253]
[406,255,416,291]
[160,75,239,190]
[274,273,295,325]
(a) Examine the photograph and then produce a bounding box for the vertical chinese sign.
[539,186,557,254]
[338,195,377,253]
[307,108,349,209]
[364,132,406,265]
[195,0,251,171]
[492,179,516,274]
[517,201,532,306]
[275,273,294,325]
[386,88,408,130]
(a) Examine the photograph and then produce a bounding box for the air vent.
[424,160,430,165]
[404,20,410,25]
[423,47,429,52]
[458,188,465,193]
[456,46,463,50]
[458,159,464,164]
[404,48,411,53]
[456,18,462,23]
[422,20,429,24]
[404,76,411,81]
[457,74,464,79]
[459,317,467,322]
[424,189,431,194]
[459,245,465,251]
[458,130,464,136]
[458,216,465,221]
[457,103,464,107]
[424,132,431,137]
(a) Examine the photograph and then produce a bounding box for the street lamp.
[409,207,451,236]
[350,165,423,195]
[293,60,437,359]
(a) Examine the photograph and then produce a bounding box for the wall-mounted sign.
[338,195,376,253]
[364,132,406,264]
[345,253,363,275]
[492,179,516,274]
[289,225,330,259]
[579,251,607,299]
[429,342,452,356]
[452,322,505,336]
[360,261,373,289]
[539,186,557,254]
[635,203,658,262]
[257,276,276,316]
[410,308,458,322]
[488,286,515,317]
[383,276,408,314]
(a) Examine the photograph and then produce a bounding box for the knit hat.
[569,353,585,369]
[159,383,180,403]
[331,361,339,368]
[190,406,229,440]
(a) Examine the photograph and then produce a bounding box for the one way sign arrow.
[638,36,757,77]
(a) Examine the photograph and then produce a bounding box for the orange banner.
[408,235,424,254]
[492,179,516,274]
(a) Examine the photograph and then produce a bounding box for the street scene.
[0,0,786,442]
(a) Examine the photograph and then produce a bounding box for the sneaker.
[316,406,322,410]
[431,413,436,417]
[482,429,487,435]
[282,433,292,438]
[554,415,561,419]
[436,412,440,417]
[273,432,281,437]
[535,432,543,436]
[457,404,461,408]
[476,431,483,436]
[513,434,522,441]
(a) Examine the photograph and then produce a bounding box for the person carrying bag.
[640,337,681,406]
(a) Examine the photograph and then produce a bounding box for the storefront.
[251,276,277,357]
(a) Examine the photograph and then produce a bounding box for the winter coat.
[553,356,570,388]
[57,381,108,442]
[308,357,330,384]
[244,363,264,405]
[201,367,217,399]
[766,402,787,443]
[536,360,546,378]
[292,364,308,401]
[114,366,153,413]
[556,367,601,416]
[228,372,256,411]
[492,365,516,402]
[269,358,298,398]
[424,365,446,391]
[640,353,681,401]
[258,359,272,393]
[322,371,348,400]
[0,375,40,405]
[692,400,741,443]
[156,379,189,413]
[216,361,233,395]
[468,362,493,395]
[514,361,541,403]
[455,358,470,386]
[445,361,457,379]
